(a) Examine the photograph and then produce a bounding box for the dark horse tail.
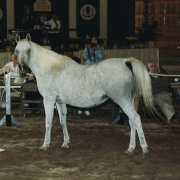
[125,57,163,122]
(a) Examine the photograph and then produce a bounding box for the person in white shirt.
[0,53,24,108]
[0,52,19,77]
[48,14,61,29]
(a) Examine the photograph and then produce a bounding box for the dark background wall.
[0,1,7,40]
[7,0,135,46]
[107,0,135,46]
[14,0,69,32]
[76,0,99,37]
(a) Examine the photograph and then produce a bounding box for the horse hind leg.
[127,111,150,156]
[56,103,70,148]
[118,102,150,156]
[135,116,150,156]
[124,120,136,155]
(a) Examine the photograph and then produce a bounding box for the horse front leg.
[125,120,136,155]
[56,103,70,148]
[39,98,55,151]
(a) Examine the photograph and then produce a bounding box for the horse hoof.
[124,150,133,155]
[61,144,69,148]
[143,151,151,157]
[39,146,48,151]
[61,141,70,148]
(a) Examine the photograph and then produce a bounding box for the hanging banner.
[34,0,51,12]
[0,9,3,20]
[80,4,96,20]
[0,1,6,40]
[77,0,99,37]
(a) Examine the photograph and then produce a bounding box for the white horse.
[15,34,157,156]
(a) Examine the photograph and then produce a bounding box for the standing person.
[83,36,104,65]
[22,6,34,30]
[48,14,61,29]
[148,60,179,123]
[48,14,61,52]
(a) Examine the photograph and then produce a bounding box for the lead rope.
[149,73,180,77]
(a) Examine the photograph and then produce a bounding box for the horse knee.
[62,110,67,116]
[58,106,67,117]
[46,122,52,130]
[63,108,67,115]
[60,118,66,126]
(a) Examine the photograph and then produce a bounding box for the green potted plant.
[137,21,161,48]
[126,36,138,48]
[83,35,91,47]
[3,38,14,51]
[98,37,106,46]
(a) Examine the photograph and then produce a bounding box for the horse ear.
[15,34,21,44]
[26,33,31,41]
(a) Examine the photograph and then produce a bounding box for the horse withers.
[15,34,157,156]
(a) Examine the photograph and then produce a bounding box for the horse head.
[15,34,31,74]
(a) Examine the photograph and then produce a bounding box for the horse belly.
[60,89,108,108]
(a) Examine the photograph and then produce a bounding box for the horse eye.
[27,49,31,53]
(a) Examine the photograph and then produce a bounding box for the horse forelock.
[29,42,72,72]
[16,39,31,51]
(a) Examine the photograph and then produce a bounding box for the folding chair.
[20,82,43,117]
[0,77,21,106]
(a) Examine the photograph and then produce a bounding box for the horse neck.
[28,44,47,77]
[28,43,71,78]
[28,59,44,78]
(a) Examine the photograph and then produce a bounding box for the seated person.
[0,53,30,108]
[0,53,21,108]
[22,6,34,30]
[148,60,178,123]
[0,52,26,84]
[0,52,20,77]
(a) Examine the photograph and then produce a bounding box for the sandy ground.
[0,104,180,180]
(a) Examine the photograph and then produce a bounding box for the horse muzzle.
[18,59,28,74]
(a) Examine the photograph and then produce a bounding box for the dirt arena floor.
[0,103,180,180]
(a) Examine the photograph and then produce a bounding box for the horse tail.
[125,57,162,121]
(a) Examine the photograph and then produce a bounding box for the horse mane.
[29,41,72,72]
